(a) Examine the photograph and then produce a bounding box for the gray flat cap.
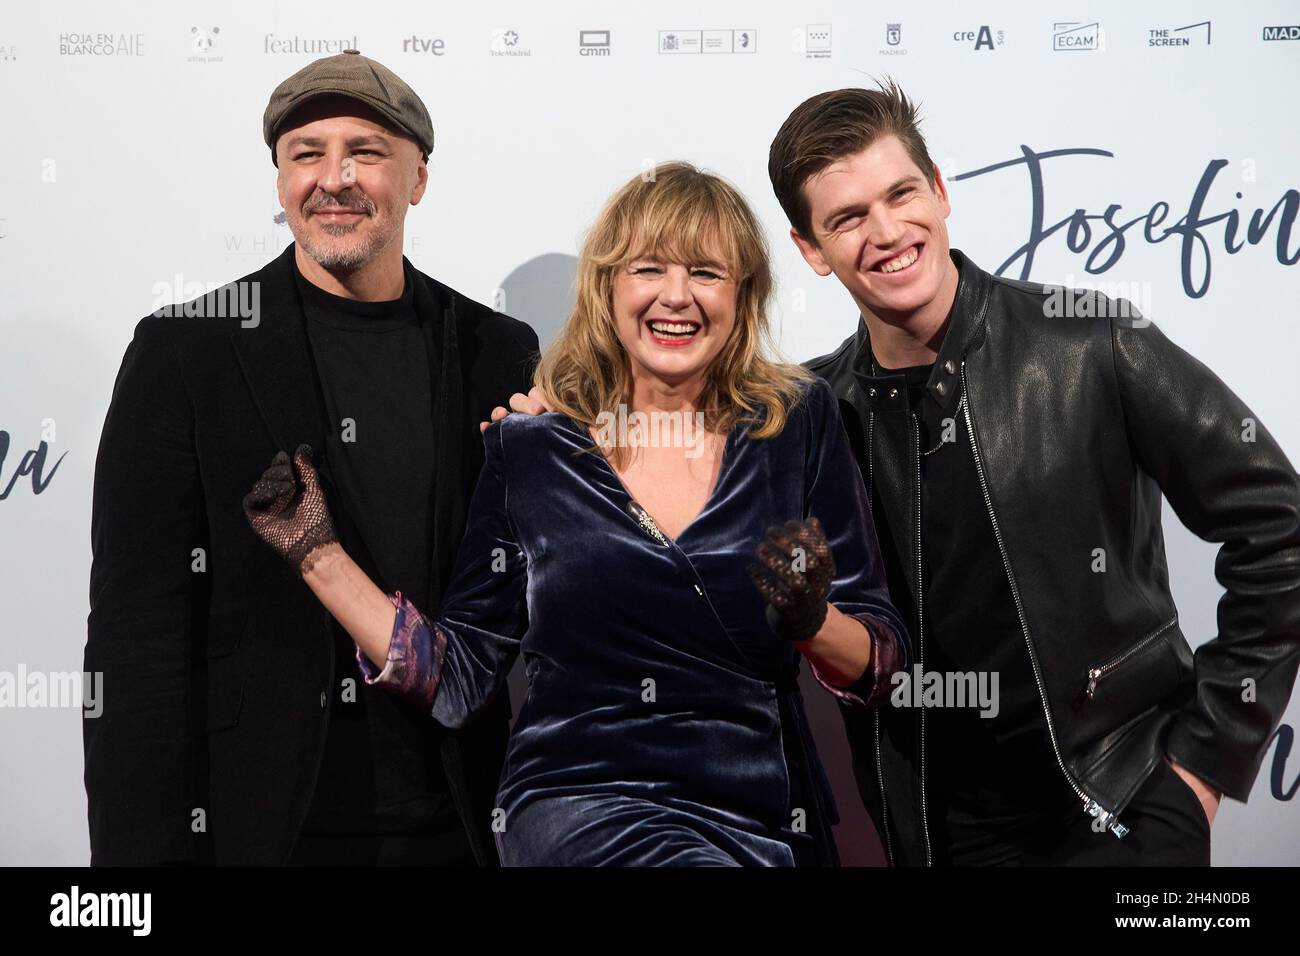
[263,49,433,165]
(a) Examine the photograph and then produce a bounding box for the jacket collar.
[850,247,991,415]
[229,242,465,610]
[229,242,459,446]
[228,244,327,453]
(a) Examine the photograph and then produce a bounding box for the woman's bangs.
[621,188,746,277]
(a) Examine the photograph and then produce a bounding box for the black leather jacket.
[806,248,1300,866]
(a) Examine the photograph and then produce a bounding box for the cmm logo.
[579,30,610,56]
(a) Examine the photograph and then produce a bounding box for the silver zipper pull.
[1083,797,1130,839]
[1085,668,1102,699]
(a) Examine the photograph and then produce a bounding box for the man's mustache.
[303,191,375,216]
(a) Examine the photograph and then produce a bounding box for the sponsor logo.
[188,25,223,64]
[491,28,532,57]
[488,27,530,56]
[58,32,146,56]
[402,35,446,55]
[579,29,611,56]
[1053,20,1104,51]
[953,26,1003,50]
[880,22,907,55]
[659,29,756,54]
[801,23,831,59]
[1148,21,1211,47]
[1263,25,1300,41]
[264,33,358,55]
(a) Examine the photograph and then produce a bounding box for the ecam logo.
[1053,21,1103,52]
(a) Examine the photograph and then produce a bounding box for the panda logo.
[190,26,220,54]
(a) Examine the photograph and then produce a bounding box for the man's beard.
[299,222,384,271]
[294,190,391,272]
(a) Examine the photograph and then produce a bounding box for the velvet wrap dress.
[360,376,908,865]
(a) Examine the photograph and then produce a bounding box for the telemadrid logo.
[1263,25,1300,40]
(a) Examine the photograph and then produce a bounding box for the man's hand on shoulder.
[479,386,552,433]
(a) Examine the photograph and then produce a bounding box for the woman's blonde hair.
[534,161,812,466]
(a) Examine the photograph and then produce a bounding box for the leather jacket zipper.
[1083,616,1178,700]
[960,363,1130,839]
[864,410,897,867]
[910,410,933,866]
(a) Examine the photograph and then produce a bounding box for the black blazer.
[84,244,539,865]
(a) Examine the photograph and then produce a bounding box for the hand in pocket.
[1164,756,1220,828]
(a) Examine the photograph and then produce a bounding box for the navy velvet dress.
[362,376,907,866]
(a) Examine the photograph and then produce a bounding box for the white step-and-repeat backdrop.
[1,1,1296,865]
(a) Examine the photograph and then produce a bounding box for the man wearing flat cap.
[85,51,538,865]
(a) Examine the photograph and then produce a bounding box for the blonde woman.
[242,162,907,866]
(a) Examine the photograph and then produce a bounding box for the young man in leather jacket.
[761,80,1300,865]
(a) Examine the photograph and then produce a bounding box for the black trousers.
[948,758,1212,866]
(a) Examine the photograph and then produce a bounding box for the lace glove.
[242,444,338,575]
[747,516,836,642]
